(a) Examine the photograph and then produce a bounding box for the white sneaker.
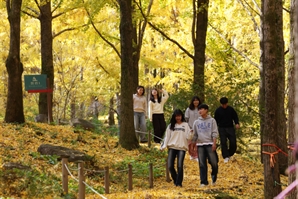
[190,156,198,161]
[200,184,207,187]
[224,157,229,163]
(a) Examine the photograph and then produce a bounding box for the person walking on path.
[160,109,192,187]
[185,96,202,161]
[133,86,148,143]
[192,104,219,187]
[214,97,240,163]
[149,88,169,143]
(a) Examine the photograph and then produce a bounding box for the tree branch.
[147,21,194,59]
[84,7,121,59]
[208,23,260,70]
[96,57,120,85]
[52,24,89,39]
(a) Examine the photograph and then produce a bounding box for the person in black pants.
[214,97,240,163]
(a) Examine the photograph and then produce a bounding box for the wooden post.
[166,158,170,182]
[104,166,110,194]
[62,157,68,195]
[149,163,153,188]
[128,163,133,191]
[148,131,151,148]
[78,161,85,199]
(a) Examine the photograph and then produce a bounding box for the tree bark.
[5,0,25,123]
[262,0,284,197]
[288,0,297,198]
[119,0,139,149]
[38,0,54,122]
[192,0,208,102]
[108,97,115,126]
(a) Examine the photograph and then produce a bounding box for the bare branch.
[147,22,194,59]
[191,0,196,46]
[237,0,260,34]
[84,8,121,59]
[251,0,261,14]
[22,6,39,18]
[51,0,63,14]
[208,23,260,70]
[241,0,261,17]
[53,23,89,39]
[134,0,154,52]
[96,57,120,85]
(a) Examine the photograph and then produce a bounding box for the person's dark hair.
[150,88,161,103]
[198,103,209,110]
[136,85,145,96]
[188,96,202,110]
[220,97,228,104]
[170,109,185,130]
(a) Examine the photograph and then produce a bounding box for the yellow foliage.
[0,122,288,198]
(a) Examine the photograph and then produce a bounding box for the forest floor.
[0,122,287,199]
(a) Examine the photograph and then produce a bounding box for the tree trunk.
[108,97,115,126]
[293,0,298,198]
[119,0,139,149]
[5,0,25,123]
[262,0,284,197]
[287,0,297,197]
[131,0,153,90]
[275,0,287,174]
[38,0,54,122]
[192,0,208,102]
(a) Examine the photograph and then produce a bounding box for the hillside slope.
[0,122,287,198]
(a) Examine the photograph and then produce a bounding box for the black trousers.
[152,113,166,143]
[218,127,237,158]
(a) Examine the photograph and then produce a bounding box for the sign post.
[24,75,53,123]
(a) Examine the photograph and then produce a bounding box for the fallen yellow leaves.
[0,122,288,199]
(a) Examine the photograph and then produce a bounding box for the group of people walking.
[133,86,168,143]
[133,86,240,187]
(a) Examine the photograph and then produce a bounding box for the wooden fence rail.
[61,158,170,198]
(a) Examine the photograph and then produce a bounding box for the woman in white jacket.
[149,89,169,143]
[161,109,192,187]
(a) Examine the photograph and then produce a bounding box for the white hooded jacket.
[160,122,192,151]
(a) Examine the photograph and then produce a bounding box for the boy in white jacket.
[161,109,192,187]
[192,104,218,187]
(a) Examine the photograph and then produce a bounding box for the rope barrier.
[84,168,106,173]
[262,143,290,188]
[135,130,164,142]
[64,164,79,183]
[64,164,107,199]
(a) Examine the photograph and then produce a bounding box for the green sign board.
[24,74,47,91]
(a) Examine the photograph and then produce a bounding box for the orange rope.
[262,143,288,156]
[262,151,279,168]
[262,143,289,168]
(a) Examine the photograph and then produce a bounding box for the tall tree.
[192,0,208,101]
[261,0,285,197]
[39,0,54,122]
[22,0,54,122]
[5,0,25,123]
[132,0,153,89]
[291,0,298,198]
[146,0,209,100]
[119,0,139,149]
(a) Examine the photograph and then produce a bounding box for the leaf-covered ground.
[0,122,287,199]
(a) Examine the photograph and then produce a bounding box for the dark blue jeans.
[218,127,237,158]
[167,149,186,186]
[197,145,218,185]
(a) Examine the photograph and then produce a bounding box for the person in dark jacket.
[214,97,240,163]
